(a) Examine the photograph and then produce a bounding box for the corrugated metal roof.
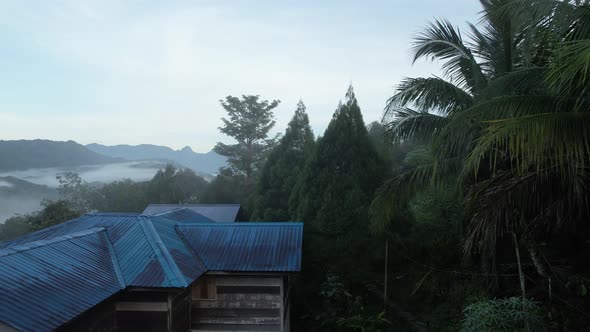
[155,208,216,223]
[0,213,199,288]
[177,222,303,272]
[0,228,124,332]
[0,213,140,250]
[0,214,303,331]
[112,218,185,288]
[143,204,240,222]
[150,216,208,285]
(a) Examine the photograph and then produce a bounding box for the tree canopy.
[251,100,315,221]
[371,1,590,329]
[214,95,280,178]
[292,85,387,281]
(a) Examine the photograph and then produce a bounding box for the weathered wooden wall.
[115,290,171,332]
[191,275,285,332]
[59,296,117,332]
[170,287,191,332]
[59,288,191,332]
[57,276,292,332]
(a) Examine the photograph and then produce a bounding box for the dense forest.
[2,0,590,330]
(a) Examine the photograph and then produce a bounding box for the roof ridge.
[137,217,187,287]
[152,207,185,216]
[0,227,106,257]
[86,212,141,216]
[154,209,217,223]
[177,221,303,227]
[103,231,126,288]
[173,223,210,271]
[146,203,240,206]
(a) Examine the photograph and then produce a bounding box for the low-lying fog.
[0,161,168,223]
[0,180,13,188]
[0,161,166,188]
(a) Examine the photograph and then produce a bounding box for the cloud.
[0,0,481,151]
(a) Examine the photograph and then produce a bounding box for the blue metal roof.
[143,204,240,222]
[177,222,303,272]
[155,207,216,223]
[0,213,196,288]
[150,216,207,285]
[0,214,303,331]
[0,228,124,332]
[0,213,141,250]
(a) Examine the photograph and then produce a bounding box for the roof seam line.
[137,217,187,287]
[174,224,210,271]
[0,227,106,257]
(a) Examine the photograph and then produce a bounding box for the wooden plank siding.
[170,288,192,332]
[58,296,117,332]
[115,290,170,332]
[191,275,285,332]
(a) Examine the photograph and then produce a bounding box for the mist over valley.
[0,140,226,223]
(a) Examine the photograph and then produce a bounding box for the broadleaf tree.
[214,95,280,178]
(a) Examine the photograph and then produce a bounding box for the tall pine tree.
[251,100,315,221]
[291,85,387,283]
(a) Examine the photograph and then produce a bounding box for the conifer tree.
[251,100,314,220]
[291,85,387,282]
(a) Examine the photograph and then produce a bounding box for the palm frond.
[464,112,590,177]
[383,108,449,145]
[432,94,571,163]
[464,166,590,256]
[547,40,590,95]
[475,67,547,101]
[477,0,521,74]
[370,155,465,233]
[412,19,488,92]
[493,0,590,40]
[466,22,496,75]
[568,3,590,40]
[461,94,573,121]
[386,76,474,115]
[369,164,434,233]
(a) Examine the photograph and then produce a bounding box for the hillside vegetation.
[0,140,118,171]
[87,143,226,175]
[3,1,590,331]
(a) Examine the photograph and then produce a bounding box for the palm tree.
[372,0,590,286]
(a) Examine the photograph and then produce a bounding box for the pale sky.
[0,0,481,152]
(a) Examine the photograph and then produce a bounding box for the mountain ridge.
[86,143,226,175]
[0,139,120,171]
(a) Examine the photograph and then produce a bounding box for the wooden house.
[0,205,302,332]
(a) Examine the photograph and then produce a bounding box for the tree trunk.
[527,242,552,302]
[512,232,531,332]
[384,239,389,313]
[526,243,547,277]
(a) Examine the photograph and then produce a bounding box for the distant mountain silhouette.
[0,140,119,171]
[86,143,226,175]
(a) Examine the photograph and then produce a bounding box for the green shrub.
[460,297,544,332]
